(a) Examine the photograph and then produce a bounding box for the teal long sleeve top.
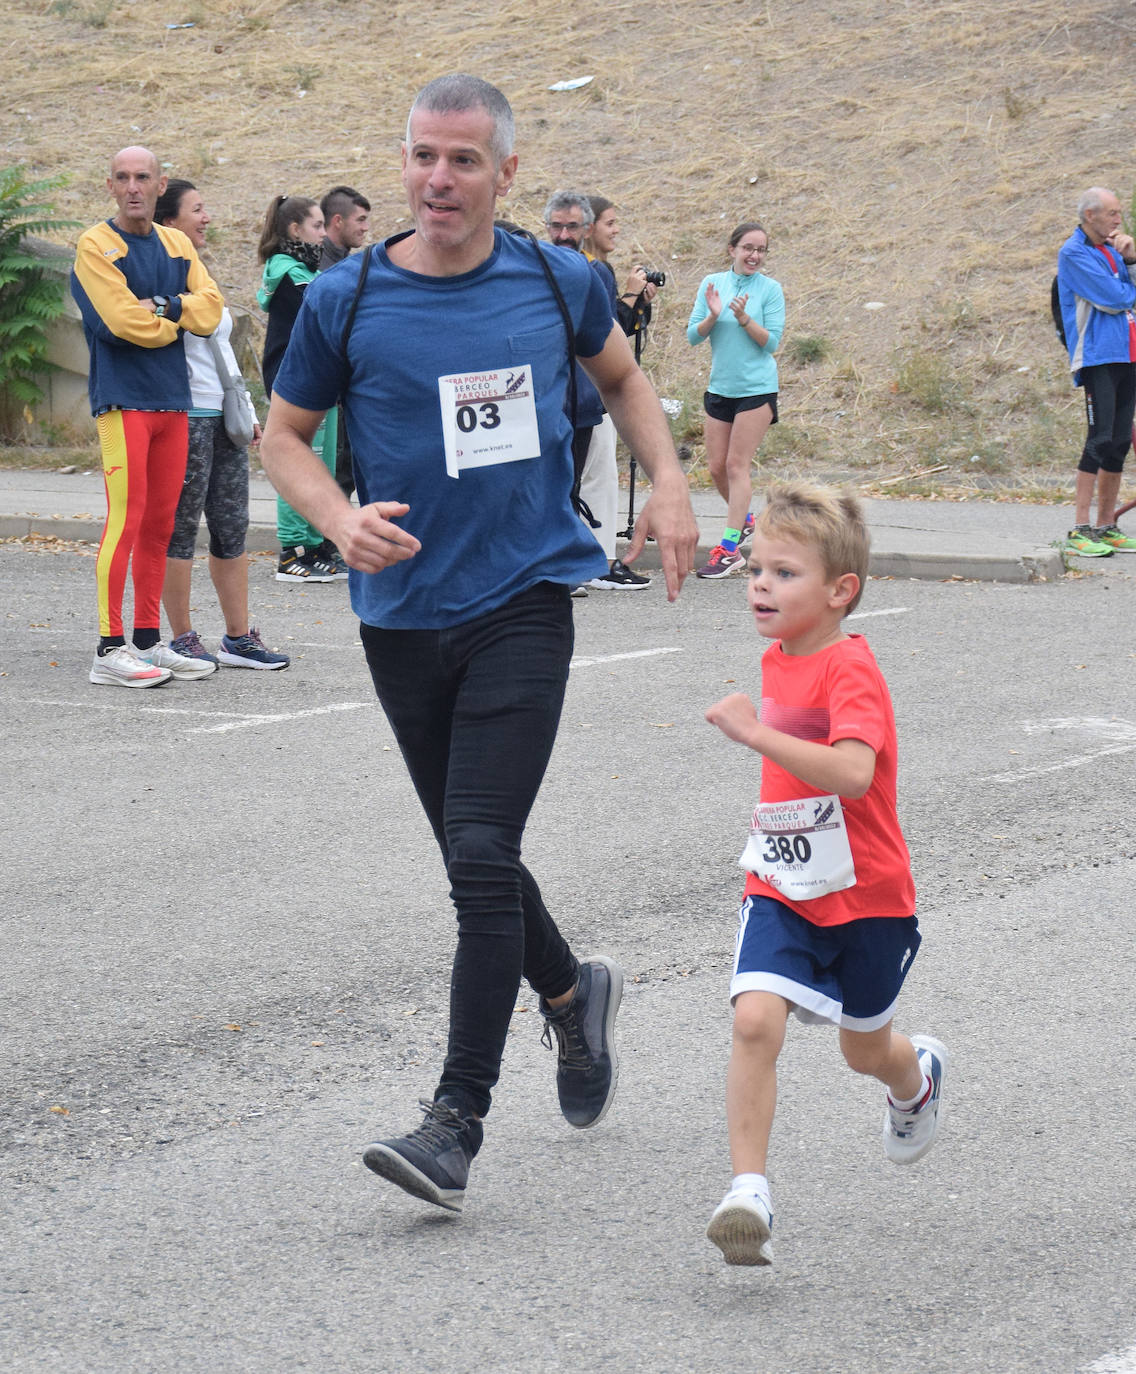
[687,269,785,397]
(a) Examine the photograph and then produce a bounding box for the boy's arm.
[705,691,876,799]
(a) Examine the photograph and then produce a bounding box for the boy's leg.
[707,990,788,1266]
[727,991,789,1175]
[840,1021,947,1164]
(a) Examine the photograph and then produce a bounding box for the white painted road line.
[1080,1345,1136,1373]
[189,702,372,735]
[847,606,911,620]
[571,647,683,668]
[18,695,372,735]
[980,716,1136,783]
[981,741,1136,783]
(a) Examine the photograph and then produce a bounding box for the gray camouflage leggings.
[167,414,250,560]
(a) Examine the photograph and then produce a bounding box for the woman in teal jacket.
[687,221,785,578]
[257,194,344,582]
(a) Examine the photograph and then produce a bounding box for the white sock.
[889,1072,931,1112]
[730,1172,772,1208]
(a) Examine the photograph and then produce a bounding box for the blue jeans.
[360,581,580,1118]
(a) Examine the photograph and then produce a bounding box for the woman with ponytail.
[257,194,345,581]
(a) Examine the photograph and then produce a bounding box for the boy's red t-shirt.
[743,634,915,927]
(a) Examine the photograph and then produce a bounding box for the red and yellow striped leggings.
[94,409,189,638]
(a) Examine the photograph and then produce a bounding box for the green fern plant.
[0,165,80,424]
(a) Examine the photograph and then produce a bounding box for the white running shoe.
[706,1190,774,1266]
[132,641,217,680]
[89,644,171,689]
[884,1034,947,1164]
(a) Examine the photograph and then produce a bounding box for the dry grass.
[4,0,1134,493]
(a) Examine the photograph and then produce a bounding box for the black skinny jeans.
[360,581,580,1119]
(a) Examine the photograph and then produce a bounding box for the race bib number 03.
[438,364,540,479]
[739,794,856,901]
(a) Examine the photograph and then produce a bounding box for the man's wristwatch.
[153,295,170,317]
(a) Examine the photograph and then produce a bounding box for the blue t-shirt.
[273,229,612,628]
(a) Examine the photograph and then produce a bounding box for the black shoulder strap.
[513,230,598,526]
[339,244,375,371]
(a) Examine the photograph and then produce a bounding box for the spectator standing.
[153,178,289,670]
[584,195,658,350]
[71,145,223,688]
[318,184,371,270]
[687,221,785,579]
[545,190,649,591]
[257,194,345,581]
[1056,186,1136,556]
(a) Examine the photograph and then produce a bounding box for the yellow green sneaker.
[1065,525,1114,557]
[1093,524,1136,553]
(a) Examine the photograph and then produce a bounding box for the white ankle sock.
[889,1072,931,1112]
[731,1172,771,1208]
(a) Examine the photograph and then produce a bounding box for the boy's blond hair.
[755,481,870,614]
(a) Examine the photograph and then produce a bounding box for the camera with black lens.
[640,268,666,288]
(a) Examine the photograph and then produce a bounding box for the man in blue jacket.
[1056,187,1136,556]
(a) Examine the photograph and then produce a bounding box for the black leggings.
[360,582,580,1118]
[1079,362,1136,475]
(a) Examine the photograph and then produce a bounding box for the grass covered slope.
[4,0,1134,492]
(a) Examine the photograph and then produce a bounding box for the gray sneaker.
[363,1097,483,1212]
[540,956,623,1128]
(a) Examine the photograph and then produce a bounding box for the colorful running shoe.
[1064,526,1114,557]
[1092,524,1136,553]
[696,545,747,579]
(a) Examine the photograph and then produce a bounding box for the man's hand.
[1112,231,1136,262]
[327,502,421,573]
[705,692,761,747]
[623,472,698,601]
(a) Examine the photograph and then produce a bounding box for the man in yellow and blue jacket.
[71,145,223,687]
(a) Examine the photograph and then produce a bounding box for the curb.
[0,514,1067,584]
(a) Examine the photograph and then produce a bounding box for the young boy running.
[703,481,946,1267]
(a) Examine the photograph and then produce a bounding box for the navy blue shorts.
[704,391,779,425]
[731,894,920,1032]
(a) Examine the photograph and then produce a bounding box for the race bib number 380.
[739,794,856,901]
[438,364,540,479]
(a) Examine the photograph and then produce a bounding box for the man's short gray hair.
[543,191,594,226]
[406,73,515,166]
[1077,186,1116,222]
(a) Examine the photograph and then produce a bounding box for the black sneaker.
[540,956,623,1128]
[315,540,350,580]
[362,1097,483,1212]
[586,558,651,590]
[276,545,336,582]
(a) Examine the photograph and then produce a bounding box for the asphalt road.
[2,538,1135,1373]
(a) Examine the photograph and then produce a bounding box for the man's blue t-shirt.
[274,228,612,629]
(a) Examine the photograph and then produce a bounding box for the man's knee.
[445,823,522,908]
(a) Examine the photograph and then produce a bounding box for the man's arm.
[172,239,224,337]
[260,395,420,572]
[73,232,180,348]
[1059,237,1136,313]
[579,324,698,599]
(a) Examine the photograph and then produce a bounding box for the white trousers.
[579,413,618,560]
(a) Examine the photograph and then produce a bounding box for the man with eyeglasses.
[545,190,650,590]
